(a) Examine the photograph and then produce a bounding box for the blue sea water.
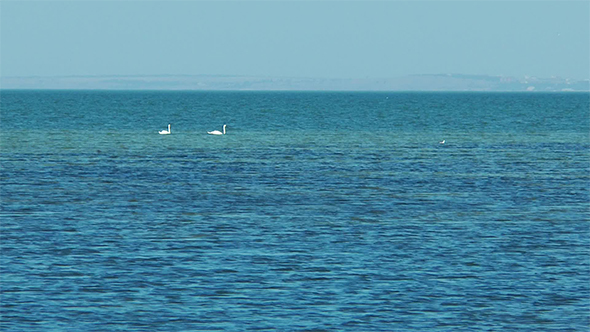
[1,90,589,331]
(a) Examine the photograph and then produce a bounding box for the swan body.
[208,124,226,135]
[159,124,171,135]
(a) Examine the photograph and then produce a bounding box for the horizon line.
[3,73,589,80]
[1,88,588,93]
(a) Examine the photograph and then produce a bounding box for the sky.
[1,1,589,80]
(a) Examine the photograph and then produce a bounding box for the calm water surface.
[1,91,589,331]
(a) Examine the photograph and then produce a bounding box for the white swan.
[208,124,226,135]
[439,139,445,144]
[159,124,171,135]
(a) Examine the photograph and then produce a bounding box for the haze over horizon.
[2,1,589,85]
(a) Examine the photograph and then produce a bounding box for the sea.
[1,90,589,331]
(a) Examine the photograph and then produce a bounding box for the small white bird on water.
[439,139,445,144]
[159,124,171,135]
[208,124,226,135]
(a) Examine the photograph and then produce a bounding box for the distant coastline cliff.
[2,74,588,91]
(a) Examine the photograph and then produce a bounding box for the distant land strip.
[2,74,589,92]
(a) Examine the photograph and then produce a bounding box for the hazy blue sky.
[2,1,589,79]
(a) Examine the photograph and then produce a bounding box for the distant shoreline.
[2,74,588,92]
[1,89,589,94]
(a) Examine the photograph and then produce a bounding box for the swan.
[439,140,445,144]
[159,124,171,135]
[208,124,226,135]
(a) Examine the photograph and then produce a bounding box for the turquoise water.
[1,91,589,331]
